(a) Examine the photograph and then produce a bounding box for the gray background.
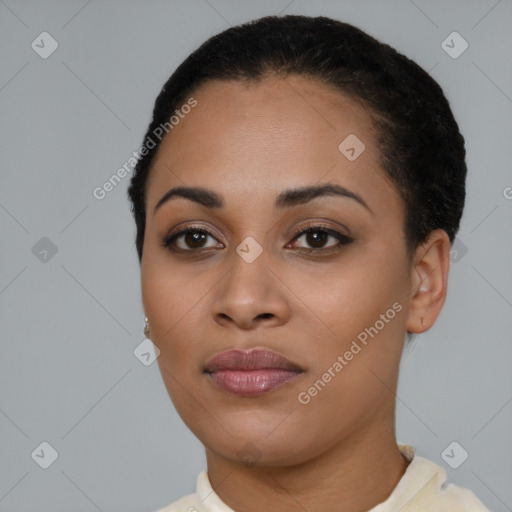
[0,0,511,510]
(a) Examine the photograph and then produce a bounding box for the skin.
[140,75,451,512]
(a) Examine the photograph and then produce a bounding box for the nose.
[211,248,291,330]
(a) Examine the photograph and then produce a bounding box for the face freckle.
[140,74,413,467]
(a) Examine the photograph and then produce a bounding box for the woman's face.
[141,75,416,466]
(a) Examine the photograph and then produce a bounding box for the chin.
[206,436,317,468]
[196,417,325,468]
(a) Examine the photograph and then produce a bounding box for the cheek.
[291,273,406,444]
[290,251,408,415]
[143,265,204,413]
[141,253,195,351]
[291,252,404,341]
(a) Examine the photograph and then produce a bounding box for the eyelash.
[161,222,354,255]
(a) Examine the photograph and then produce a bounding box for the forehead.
[146,75,400,217]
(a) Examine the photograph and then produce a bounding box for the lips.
[204,347,303,372]
[204,348,304,397]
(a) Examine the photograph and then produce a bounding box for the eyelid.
[162,224,224,251]
[162,219,354,254]
[286,222,353,252]
[164,221,224,242]
[287,219,351,240]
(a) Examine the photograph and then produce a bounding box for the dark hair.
[127,14,466,264]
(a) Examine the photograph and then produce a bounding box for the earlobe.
[144,316,150,338]
[406,229,451,334]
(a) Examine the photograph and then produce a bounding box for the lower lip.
[207,369,302,397]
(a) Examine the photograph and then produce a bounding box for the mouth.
[203,347,304,397]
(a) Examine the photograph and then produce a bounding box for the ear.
[406,229,451,334]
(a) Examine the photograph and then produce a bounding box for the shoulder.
[152,492,199,512]
[381,445,490,512]
[150,472,203,512]
[416,455,489,511]
[151,470,233,512]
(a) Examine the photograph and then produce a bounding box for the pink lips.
[204,348,304,397]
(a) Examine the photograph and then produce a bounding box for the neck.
[205,417,410,512]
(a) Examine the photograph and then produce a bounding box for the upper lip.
[204,347,304,372]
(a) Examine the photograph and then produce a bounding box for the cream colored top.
[154,445,490,511]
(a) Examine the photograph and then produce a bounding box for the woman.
[128,14,490,512]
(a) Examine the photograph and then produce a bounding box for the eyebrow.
[153,182,373,215]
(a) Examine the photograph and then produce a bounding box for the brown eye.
[288,224,353,253]
[162,227,223,251]
[297,230,331,249]
[161,223,353,255]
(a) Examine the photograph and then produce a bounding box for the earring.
[144,316,150,337]
[420,316,425,326]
